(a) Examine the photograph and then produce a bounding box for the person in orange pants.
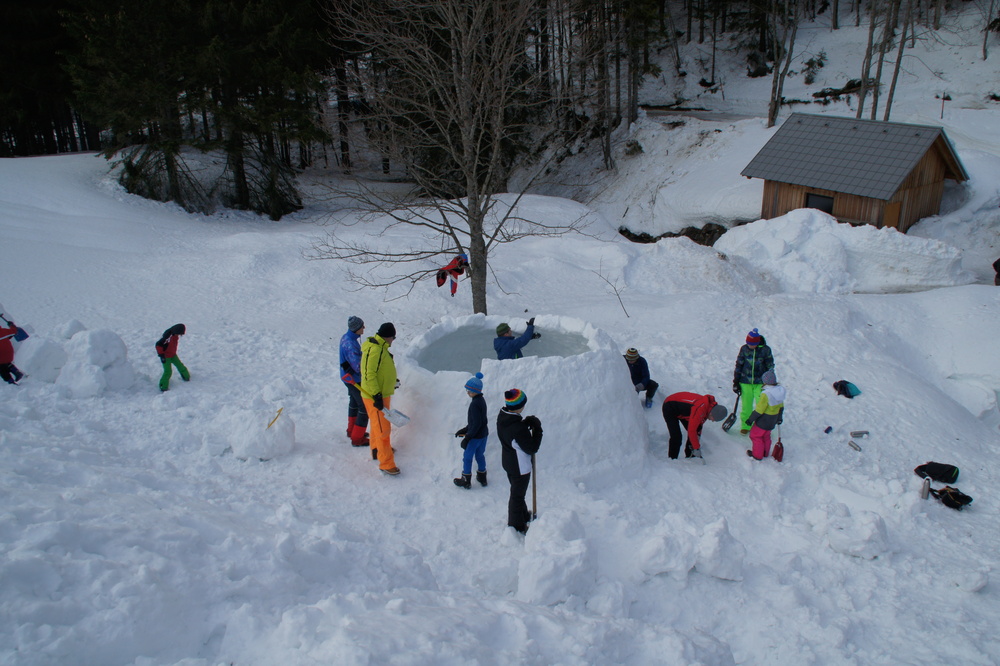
[361,323,400,475]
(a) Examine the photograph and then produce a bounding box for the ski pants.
[638,379,659,403]
[363,395,397,471]
[739,382,763,431]
[749,424,772,460]
[159,356,189,391]
[506,471,532,533]
[344,383,368,428]
[662,400,699,459]
[0,362,23,384]
[462,436,488,475]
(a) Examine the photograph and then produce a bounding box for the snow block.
[826,505,889,560]
[56,328,135,395]
[638,515,699,581]
[228,407,295,461]
[516,510,594,606]
[695,517,746,582]
[13,337,68,383]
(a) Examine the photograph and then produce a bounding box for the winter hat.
[377,322,396,338]
[347,315,364,332]
[464,372,484,395]
[624,348,640,362]
[496,322,511,336]
[504,388,527,410]
[709,404,729,422]
[746,328,761,346]
[761,369,777,385]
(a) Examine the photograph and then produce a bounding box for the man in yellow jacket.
[361,322,400,475]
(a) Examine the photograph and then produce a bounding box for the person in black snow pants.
[496,388,543,534]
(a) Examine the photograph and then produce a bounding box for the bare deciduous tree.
[314,0,587,314]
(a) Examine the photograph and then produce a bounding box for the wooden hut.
[741,113,968,233]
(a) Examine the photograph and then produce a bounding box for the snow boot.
[350,423,370,447]
[476,470,488,487]
[347,416,356,438]
[453,473,471,489]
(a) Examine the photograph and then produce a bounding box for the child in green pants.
[156,323,190,391]
[732,328,775,434]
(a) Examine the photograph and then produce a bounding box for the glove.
[526,317,535,326]
[733,380,741,394]
[531,333,541,339]
[634,383,643,392]
[373,393,384,411]
[455,427,468,438]
[158,354,166,363]
[460,439,469,450]
[524,415,542,434]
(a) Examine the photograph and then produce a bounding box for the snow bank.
[715,209,975,293]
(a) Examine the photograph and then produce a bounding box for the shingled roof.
[741,113,968,200]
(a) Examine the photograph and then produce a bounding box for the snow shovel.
[382,407,410,427]
[721,394,739,432]
[531,454,537,520]
[772,424,784,462]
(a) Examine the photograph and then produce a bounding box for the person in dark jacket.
[0,317,24,385]
[339,315,369,447]
[453,372,489,488]
[662,392,727,459]
[494,318,539,360]
[156,324,189,392]
[732,328,775,435]
[624,347,659,409]
[497,388,543,533]
[993,257,1000,285]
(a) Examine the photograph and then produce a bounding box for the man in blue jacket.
[339,315,369,447]
[494,318,539,360]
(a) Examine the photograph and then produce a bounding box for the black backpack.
[929,486,973,510]
[914,462,959,484]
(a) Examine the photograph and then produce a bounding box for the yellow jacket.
[360,334,397,398]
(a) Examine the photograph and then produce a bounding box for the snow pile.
[715,208,975,293]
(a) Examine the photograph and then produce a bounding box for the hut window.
[805,193,834,214]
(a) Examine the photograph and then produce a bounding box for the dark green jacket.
[733,343,774,385]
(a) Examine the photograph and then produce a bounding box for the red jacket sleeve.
[687,395,716,450]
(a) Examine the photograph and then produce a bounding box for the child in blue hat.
[454,372,489,488]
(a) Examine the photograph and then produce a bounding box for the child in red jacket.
[0,319,24,385]
[156,324,190,392]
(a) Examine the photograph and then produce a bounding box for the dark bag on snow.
[929,486,973,510]
[914,462,959,484]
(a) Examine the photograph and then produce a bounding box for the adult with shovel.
[662,391,727,460]
[497,388,543,534]
[360,322,401,476]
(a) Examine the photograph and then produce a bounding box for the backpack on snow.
[929,486,973,510]
[914,462,959,484]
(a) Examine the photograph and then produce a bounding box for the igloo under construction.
[397,314,650,482]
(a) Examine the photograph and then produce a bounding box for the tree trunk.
[884,0,913,120]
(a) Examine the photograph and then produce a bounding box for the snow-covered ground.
[2,9,1000,666]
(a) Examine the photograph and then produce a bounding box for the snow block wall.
[400,315,650,485]
[56,329,135,397]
